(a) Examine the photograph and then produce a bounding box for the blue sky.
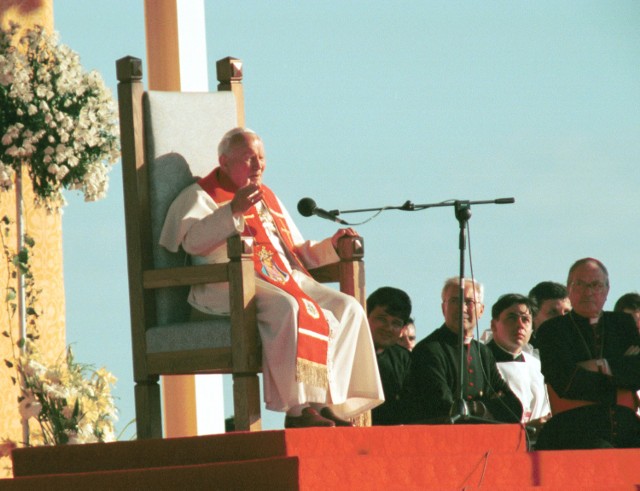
[54,1,639,434]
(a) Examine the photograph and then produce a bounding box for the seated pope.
[159,127,384,428]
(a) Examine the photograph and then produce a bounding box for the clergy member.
[160,127,384,428]
[487,293,551,432]
[405,277,522,423]
[535,258,640,449]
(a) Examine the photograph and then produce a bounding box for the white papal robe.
[159,182,384,418]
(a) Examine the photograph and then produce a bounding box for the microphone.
[297,197,348,225]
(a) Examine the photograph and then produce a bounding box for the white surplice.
[159,183,384,418]
[496,350,551,423]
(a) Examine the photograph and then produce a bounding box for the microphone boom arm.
[330,197,515,216]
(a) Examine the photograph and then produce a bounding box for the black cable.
[466,220,531,448]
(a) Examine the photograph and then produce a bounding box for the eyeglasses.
[446,297,478,307]
[570,280,608,293]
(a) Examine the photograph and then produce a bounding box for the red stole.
[199,168,329,389]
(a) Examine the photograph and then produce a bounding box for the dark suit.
[535,311,640,449]
[404,324,522,423]
[372,344,412,425]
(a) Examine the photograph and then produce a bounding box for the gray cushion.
[146,318,232,353]
[142,91,238,326]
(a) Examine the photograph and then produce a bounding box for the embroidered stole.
[199,168,329,388]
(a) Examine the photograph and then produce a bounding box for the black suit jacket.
[373,344,412,425]
[537,311,640,400]
[404,324,522,423]
[535,310,640,449]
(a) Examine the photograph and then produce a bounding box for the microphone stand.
[330,196,515,424]
[450,200,473,423]
[447,200,497,424]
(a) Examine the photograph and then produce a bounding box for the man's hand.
[331,227,359,250]
[231,183,263,215]
[577,358,612,375]
[624,345,640,356]
[527,412,551,431]
[469,400,493,419]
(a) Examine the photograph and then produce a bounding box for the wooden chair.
[116,56,366,438]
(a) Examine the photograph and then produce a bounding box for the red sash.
[199,168,329,388]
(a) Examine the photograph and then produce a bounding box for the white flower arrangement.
[0,216,119,447]
[15,344,118,445]
[0,22,119,209]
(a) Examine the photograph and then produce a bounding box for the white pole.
[16,165,29,446]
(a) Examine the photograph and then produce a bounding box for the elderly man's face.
[442,282,484,337]
[219,134,266,188]
[533,297,571,330]
[491,303,533,354]
[568,261,609,318]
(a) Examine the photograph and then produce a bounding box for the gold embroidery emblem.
[302,298,321,319]
[258,246,289,284]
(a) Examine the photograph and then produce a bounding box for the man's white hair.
[441,276,484,304]
[217,127,261,157]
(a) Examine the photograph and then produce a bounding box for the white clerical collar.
[494,342,522,360]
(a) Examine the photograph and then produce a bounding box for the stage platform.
[5,425,640,490]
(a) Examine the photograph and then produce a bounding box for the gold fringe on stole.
[296,358,328,389]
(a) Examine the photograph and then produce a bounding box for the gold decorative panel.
[0,1,65,478]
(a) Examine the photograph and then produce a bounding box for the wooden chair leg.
[351,411,372,427]
[135,380,163,439]
[232,374,262,431]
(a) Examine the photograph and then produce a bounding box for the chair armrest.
[142,236,255,289]
[143,264,229,289]
[308,235,365,281]
[308,264,340,283]
[144,236,362,289]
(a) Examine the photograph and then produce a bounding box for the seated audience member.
[535,258,640,449]
[487,294,551,431]
[528,281,571,347]
[367,287,413,425]
[160,127,383,428]
[405,277,522,424]
[615,293,640,416]
[398,317,417,352]
[614,292,640,334]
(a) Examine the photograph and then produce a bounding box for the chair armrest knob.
[217,57,243,90]
[337,235,364,261]
[227,235,254,260]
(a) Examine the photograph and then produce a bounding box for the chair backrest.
[144,90,238,326]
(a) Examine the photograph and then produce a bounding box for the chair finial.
[217,57,243,90]
[116,56,143,83]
